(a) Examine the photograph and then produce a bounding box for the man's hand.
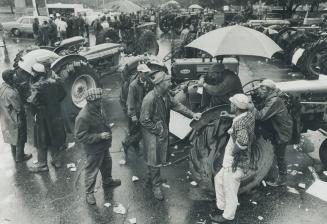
[198,78,205,87]
[131,115,138,122]
[100,132,111,140]
[220,111,235,119]
[193,113,202,120]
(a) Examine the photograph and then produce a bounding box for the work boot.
[153,186,164,201]
[267,175,287,187]
[211,215,233,223]
[86,193,96,205]
[103,179,121,188]
[210,209,224,217]
[29,162,49,173]
[16,153,32,163]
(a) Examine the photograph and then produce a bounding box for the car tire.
[12,28,21,37]
[319,139,327,167]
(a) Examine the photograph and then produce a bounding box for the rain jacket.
[254,90,293,144]
[75,104,112,155]
[0,83,26,145]
[28,79,66,149]
[140,88,194,166]
[201,70,243,108]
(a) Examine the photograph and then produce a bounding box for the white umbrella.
[189,4,203,10]
[186,25,282,59]
[104,0,143,14]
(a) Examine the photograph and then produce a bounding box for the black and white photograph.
[1,0,327,223]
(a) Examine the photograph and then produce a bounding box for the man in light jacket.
[140,71,201,200]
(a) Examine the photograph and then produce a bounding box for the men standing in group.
[122,64,152,159]
[0,69,32,163]
[254,79,293,186]
[198,63,243,110]
[140,71,201,201]
[75,88,121,205]
[211,94,255,223]
[28,63,67,172]
[48,18,58,46]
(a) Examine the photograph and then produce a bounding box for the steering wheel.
[242,79,264,95]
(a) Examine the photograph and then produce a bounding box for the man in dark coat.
[32,18,40,45]
[122,64,152,158]
[48,18,58,46]
[198,63,243,110]
[0,69,32,162]
[140,71,201,200]
[75,88,121,205]
[39,21,49,46]
[28,63,67,172]
[254,79,293,186]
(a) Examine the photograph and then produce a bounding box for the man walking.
[122,64,152,158]
[0,69,32,162]
[211,94,255,223]
[140,71,201,200]
[254,79,293,186]
[75,88,121,205]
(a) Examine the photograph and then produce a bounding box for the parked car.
[1,16,48,37]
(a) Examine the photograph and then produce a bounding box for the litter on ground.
[190,181,198,187]
[258,216,264,221]
[119,160,127,165]
[104,203,111,208]
[113,204,126,215]
[132,176,139,182]
[162,183,170,189]
[70,167,77,172]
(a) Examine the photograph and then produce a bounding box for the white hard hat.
[32,63,45,74]
[229,94,251,110]
[137,64,151,73]
[260,79,276,89]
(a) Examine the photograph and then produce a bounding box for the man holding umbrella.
[140,71,201,200]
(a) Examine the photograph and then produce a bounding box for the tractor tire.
[319,138,327,167]
[136,30,159,56]
[51,55,100,133]
[303,39,327,77]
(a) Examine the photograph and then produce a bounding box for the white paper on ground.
[132,176,139,182]
[119,160,127,165]
[104,202,111,207]
[129,218,136,224]
[306,180,327,202]
[169,110,192,139]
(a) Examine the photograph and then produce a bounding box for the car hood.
[1,21,18,27]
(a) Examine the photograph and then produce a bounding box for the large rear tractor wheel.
[51,55,100,133]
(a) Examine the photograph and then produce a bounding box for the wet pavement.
[1,30,327,224]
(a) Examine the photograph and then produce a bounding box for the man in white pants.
[211,94,255,223]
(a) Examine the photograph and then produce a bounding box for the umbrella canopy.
[186,25,282,59]
[161,0,181,9]
[104,0,143,14]
[189,4,203,9]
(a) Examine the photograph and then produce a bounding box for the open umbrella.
[189,4,203,10]
[186,25,282,59]
[104,0,143,14]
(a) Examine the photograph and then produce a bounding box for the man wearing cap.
[122,64,153,159]
[28,63,67,172]
[211,93,255,223]
[0,69,32,163]
[254,79,293,187]
[140,71,201,200]
[75,88,121,205]
[198,63,243,110]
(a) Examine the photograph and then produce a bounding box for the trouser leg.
[100,150,113,185]
[222,168,243,220]
[84,152,104,193]
[37,147,48,164]
[10,145,16,159]
[275,143,287,175]
[123,119,142,149]
[147,166,161,188]
[15,142,25,161]
[214,169,225,211]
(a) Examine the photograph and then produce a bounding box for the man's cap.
[229,94,251,110]
[56,13,61,17]
[260,79,276,89]
[49,14,54,18]
[137,64,151,73]
[152,71,171,85]
[85,88,103,102]
[209,63,225,74]
[32,63,46,74]
[2,69,15,84]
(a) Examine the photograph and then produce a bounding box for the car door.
[20,17,32,33]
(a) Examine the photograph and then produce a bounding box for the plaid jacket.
[230,111,256,172]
